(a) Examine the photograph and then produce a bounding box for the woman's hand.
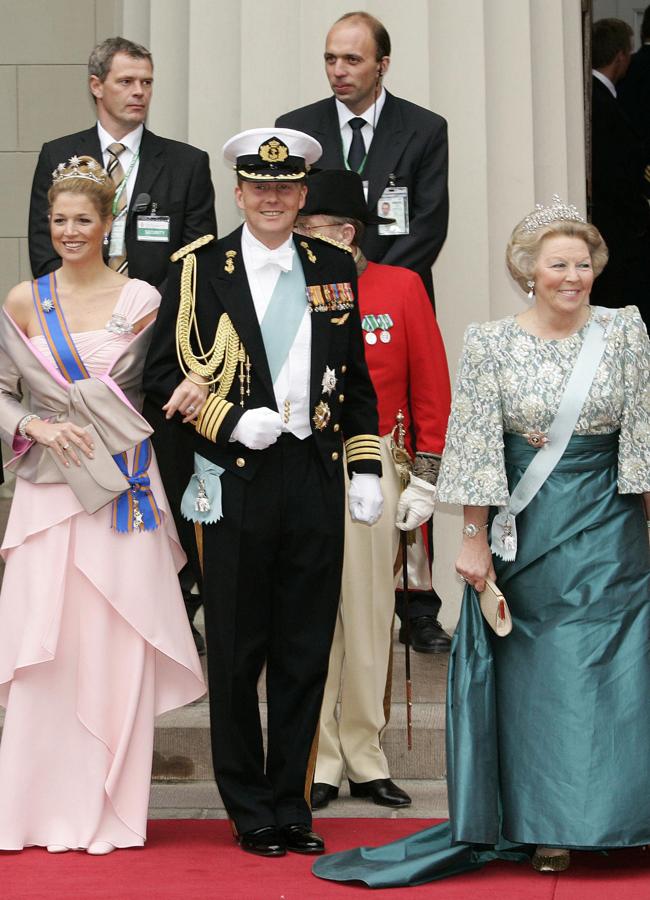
[162,376,209,424]
[456,535,496,593]
[24,419,95,468]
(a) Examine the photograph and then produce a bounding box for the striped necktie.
[106,142,128,273]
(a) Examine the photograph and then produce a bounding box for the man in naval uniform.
[144,130,383,858]
[295,169,451,811]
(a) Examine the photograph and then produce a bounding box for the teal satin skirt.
[313,433,650,887]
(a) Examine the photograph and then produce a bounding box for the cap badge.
[258,138,289,163]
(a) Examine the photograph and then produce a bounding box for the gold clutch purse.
[479,577,512,637]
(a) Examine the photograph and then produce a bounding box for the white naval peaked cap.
[223,127,322,181]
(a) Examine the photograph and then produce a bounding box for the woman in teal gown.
[313,199,650,887]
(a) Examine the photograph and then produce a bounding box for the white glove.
[230,407,283,450]
[395,474,436,531]
[348,473,384,526]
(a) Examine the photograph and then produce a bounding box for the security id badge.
[108,214,126,258]
[377,186,409,236]
[137,215,171,242]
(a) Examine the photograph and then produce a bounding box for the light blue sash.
[491,307,617,561]
[259,256,307,384]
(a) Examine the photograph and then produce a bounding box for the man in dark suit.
[28,37,218,649]
[591,19,650,325]
[618,6,650,143]
[276,11,450,653]
[144,129,383,858]
[275,11,448,304]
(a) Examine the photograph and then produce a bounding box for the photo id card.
[108,215,126,258]
[137,215,171,242]
[377,186,409,236]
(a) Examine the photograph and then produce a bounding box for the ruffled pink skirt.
[0,463,205,850]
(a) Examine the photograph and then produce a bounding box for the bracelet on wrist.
[462,522,489,538]
[17,414,41,439]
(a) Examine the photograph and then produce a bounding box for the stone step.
[149,778,449,820]
[153,614,448,783]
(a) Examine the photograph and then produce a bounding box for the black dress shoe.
[311,782,339,810]
[279,824,325,854]
[348,778,412,807]
[238,826,286,857]
[399,616,451,653]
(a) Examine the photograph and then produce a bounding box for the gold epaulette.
[344,434,382,464]
[309,233,354,254]
[170,233,215,263]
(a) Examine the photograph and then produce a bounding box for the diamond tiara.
[521,194,585,234]
[51,156,109,186]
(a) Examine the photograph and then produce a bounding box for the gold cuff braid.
[344,433,382,464]
[195,395,234,443]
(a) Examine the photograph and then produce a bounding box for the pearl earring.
[103,233,109,247]
[526,280,535,300]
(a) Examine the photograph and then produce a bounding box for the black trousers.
[202,434,344,834]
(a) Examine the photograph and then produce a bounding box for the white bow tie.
[248,244,294,272]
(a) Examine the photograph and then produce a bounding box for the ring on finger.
[186,404,195,414]
[62,442,70,450]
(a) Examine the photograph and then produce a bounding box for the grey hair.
[88,37,152,82]
[506,219,608,292]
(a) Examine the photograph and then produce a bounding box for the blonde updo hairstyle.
[48,155,115,223]
[506,219,608,294]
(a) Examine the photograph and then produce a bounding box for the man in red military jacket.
[296,170,451,809]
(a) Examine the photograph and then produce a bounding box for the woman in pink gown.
[0,156,205,855]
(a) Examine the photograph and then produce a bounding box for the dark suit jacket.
[276,91,448,301]
[144,228,381,481]
[591,77,650,317]
[618,44,650,143]
[28,125,217,289]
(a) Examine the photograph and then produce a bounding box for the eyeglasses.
[295,223,344,235]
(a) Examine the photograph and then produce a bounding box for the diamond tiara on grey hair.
[522,194,585,234]
[51,156,109,186]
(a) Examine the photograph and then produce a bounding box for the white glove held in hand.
[348,473,384,526]
[395,474,436,531]
[230,407,283,450]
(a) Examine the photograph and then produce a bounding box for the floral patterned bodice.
[436,306,649,505]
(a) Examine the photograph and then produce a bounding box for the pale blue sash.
[260,255,308,384]
[491,307,617,561]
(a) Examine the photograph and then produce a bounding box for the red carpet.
[1,819,648,899]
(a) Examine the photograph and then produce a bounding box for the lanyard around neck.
[111,148,140,216]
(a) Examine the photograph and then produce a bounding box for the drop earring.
[103,233,109,247]
[526,280,535,300]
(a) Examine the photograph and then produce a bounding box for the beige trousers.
[315,435,428,786]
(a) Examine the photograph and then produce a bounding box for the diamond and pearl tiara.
[521,194,585,234]
[51,155,109,186]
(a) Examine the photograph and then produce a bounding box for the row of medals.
[362,314,393,345]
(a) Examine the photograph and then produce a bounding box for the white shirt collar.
[336,87,386,131]
[242,223,295,268]
[97,121,144,153]
[592,70,617,98]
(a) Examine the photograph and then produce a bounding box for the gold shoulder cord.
[310,232,354,254]
[174,237,251,406]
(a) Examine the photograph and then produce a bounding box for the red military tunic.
[358,261,451,452]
